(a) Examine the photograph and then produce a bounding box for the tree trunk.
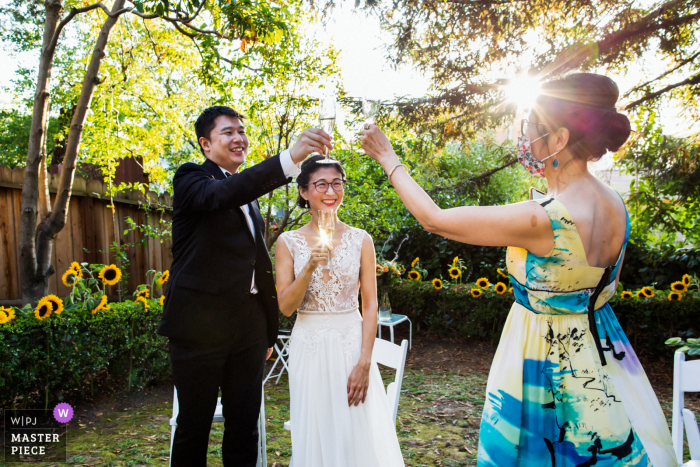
[20,0,127,304]
[18,0,64,304]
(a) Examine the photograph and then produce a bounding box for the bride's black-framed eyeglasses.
[304,179,347,193]
[521,119,549,137]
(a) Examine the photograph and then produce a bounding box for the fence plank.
[71,198,85,265]
[54,201,74,297]
[0,190,17,299]
[82,196,97,264]
[12,189,21,299]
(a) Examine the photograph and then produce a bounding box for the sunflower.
[34,298,53,320]
[44,295,64,315]
[136,289,150,300]
[0,309,10,325]
[408,271,420,281]
[508,287,514,294]
[476,277,490,288]
[452,256,459,266]
[497,268,508,278]
[636,290,646,299]
[62,269,80,287]
[98,264,122,286]
[494,282,507,294]
[682,274,691,286]
[92,294,110,314]
[432,278,443,290]
[620,291,633,299]
[671,281,688,293]
[159,296,165,306]
[668,291,682,301]
[0,306,15,321]
[470,288,482,298]
[136,296,149,311]
[157,270,170,286]
[70,262,83,278]
[641,287,655,298]
[411,257,419,268]
[449,267,461,278]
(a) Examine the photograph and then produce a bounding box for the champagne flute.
[318,209,336,269]
[362,95,381,126]
[317,98,337,164]
[357,94,381,154]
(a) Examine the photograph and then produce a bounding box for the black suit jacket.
[158,156,291,347]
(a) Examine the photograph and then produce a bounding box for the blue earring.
[552,157,559,170]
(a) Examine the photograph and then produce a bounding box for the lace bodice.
[278,226,366,314]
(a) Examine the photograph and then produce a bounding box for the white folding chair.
[372,338,409,425]
[264,331,292,385]
[169,387,267,467]
[673,351,700,464]
[283,337,409,465]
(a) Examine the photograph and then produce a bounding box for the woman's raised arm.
[360,126,554,255]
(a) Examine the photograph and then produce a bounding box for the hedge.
[0,300,169,409]
[388,281,700,358]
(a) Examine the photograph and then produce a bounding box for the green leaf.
[665,337,684,346]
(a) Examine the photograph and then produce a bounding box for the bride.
[275,155,405,466]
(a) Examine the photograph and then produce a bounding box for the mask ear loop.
[533,133,562,171]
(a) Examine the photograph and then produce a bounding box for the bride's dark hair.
[296,155,346,209]
[535,73,631,162]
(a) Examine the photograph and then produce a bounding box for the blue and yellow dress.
[477,198,676,467]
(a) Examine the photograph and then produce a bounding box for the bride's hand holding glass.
[303,244,334,277]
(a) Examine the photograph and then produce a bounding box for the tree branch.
[625,71,700,109]
[624,50,700,98]
[50,2,132,53]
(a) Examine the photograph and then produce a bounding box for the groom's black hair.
[194,106,246,157]
[296,155,346,209]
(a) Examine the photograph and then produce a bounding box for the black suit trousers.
[169,294,268,466]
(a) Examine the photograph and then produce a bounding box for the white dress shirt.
[219,149,301,294]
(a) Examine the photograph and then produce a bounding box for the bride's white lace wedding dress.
[278,226,405,467]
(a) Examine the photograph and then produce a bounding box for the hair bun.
[601,110,631,153]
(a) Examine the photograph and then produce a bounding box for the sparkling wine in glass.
[318,209,336,269]
[362,96,381,126]
[317,98,337,164]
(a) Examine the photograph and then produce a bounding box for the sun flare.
[504,72,542,111]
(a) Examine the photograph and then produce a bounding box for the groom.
[158,105,331,466]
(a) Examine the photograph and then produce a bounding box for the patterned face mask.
[517,134,560,178]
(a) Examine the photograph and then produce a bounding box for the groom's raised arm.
[174,152,293,212]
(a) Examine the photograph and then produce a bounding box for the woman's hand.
[305,245,332,273]
[347,361,371,406]
[360,124,398,167]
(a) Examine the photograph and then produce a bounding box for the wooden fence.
[0,165,172,301]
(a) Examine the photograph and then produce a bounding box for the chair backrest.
[372,338,408,426]
[673,351,700,464]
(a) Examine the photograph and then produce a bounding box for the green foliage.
[378,136,536,280]
[0,109,59,169]
[390,281,700,358]
[621,111,700,246]
[0,299,168,409]
[665,337,700,356]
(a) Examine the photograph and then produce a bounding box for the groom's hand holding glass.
[290,128,334,164]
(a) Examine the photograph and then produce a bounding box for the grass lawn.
[1,334,696,466]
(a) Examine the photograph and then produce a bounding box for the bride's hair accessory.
[296,155,346,209]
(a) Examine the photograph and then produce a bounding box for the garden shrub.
[389,280,700,359]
